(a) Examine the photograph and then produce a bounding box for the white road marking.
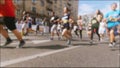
[0,46,80,67]
[32,40,51,44]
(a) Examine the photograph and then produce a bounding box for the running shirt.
[99,22,106,34]
[88,23,92,31]
[62,13,70,24]
[27,17,32,28]
[0,13,3,17]
[23,15,27,21]
[16,23,23,32]
[50,16,59,25]
[62,13,70,29]
[104,10,120,28]
[91,17,99,28]
[77,20,82,30]
[1,0,15,17]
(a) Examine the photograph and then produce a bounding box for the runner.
[61,7,72,45]
[40,18,46,35]
[0,0,25,48]
[73,22,79,37]
[77,15,83,40]
[57,18,62,39]
[22,11,28,36]
[36,18,41,34]
[24,13,33,35]
[16,19,24,36]
[50,12,60,40]
[98,19,107,42]
[104,3,120,47]
[69,17,74,38]
[87,23,92,40]
[90,10,103,43]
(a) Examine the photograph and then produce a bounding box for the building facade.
[14,0,78,22]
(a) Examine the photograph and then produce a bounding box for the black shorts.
[28,22,32,28]
[63,23,70,30]
[0,17,4,24]
[36,25,39,30]
[4,17,16,31]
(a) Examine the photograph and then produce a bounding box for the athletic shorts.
[4,17,16,31]
[63,23,70,30]
[51,24,57,32]
[28,22,32,28]
[0,17,4,24]
[36,25,40,31]
[108,26,119,36]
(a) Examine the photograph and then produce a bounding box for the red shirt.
[0,9,4,17]
[0,0,15,17]
[0,2,5,17]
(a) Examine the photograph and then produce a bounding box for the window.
[64,3,67,7]
[54,0,57,3]
[31,7,36,13]
[32,0,36,3]
[40,10,44,14]
[40,0,44,6]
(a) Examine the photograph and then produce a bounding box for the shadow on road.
[23,44,68,49]
[0,44,68,50]
[110,46,120,51]
[73,43,97,46]
[0,46,15,49]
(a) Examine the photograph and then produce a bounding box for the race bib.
[109,18,117,22]
[92,20,97,24]
[63,19,68,23]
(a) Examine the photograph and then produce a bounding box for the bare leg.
[110,29,115,43]
[12,29,23,41]
[0,25,9,38]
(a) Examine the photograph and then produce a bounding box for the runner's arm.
[0,0,5,5]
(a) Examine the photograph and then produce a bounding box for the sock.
[6,37,12,41]
[20,40,24,43]
[110,42,113,44]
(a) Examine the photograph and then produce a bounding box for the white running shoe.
[67,39,71,45]
[109,43,113,47]
[100,38,103,42]
[90,40,93,44]
[113,42,116,47]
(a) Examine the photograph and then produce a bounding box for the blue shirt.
[104,10,120,28]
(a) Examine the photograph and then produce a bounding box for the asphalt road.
[0,33,120,67]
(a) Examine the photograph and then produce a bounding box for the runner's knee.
[110,30,114,34]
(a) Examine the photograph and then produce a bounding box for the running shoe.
[58,37,61,40]
[109,43,113,47]
[113,42,116,47]
[3,40,13,46]
[90,40,93,44]
[67,39,71,45]
[16,40,25,48]
[50,38,53,40]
